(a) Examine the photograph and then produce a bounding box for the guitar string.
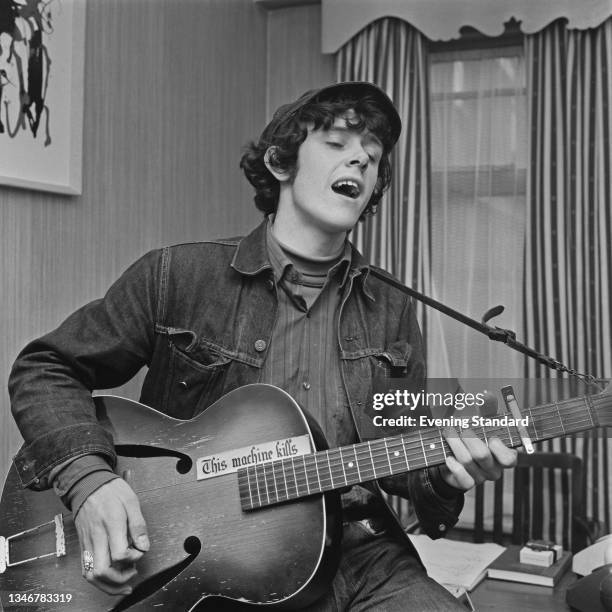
[240,394,609,505]
[241,406,599,506]
[248,408,595,484]
[243,434,595,508]
[243,410,597,497]
[239,392,608,504]
[252,406,596,485]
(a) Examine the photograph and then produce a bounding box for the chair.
[472,451,603,553]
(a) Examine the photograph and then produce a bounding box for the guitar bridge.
[0,514,66,574]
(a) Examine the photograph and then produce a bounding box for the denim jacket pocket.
[371,340,413,379]
[161,329,231,418]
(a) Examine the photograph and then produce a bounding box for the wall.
[266,3,334,113]
[0,0,334,491]
[0,0,269,483]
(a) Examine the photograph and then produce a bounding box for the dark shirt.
[262,224,358,449]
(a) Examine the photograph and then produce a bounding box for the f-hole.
[111,536,202,612]
[184,536,201,555]
[115,445,193,475]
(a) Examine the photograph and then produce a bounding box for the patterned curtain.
[336,18,431,526]
[336,18,432,329]
[524,18,612,532]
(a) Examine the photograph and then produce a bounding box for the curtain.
[335,13,612,536]
[524,18,612,532]
[336,18,431,526]
[336,17,432,334]
[322,0,612,52]
[428,49,528,380]
[427,48,529,535]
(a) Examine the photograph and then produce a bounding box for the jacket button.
[438,523,446,532]
[266,279,274,291]
[254,339,267,352]
[178,380,188,389]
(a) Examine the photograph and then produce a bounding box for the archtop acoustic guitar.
[1,383,610,611]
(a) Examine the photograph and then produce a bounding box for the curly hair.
[240,93,395,219]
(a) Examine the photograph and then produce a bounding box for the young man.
[9,82,516,610]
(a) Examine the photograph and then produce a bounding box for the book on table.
[487,545,572,587]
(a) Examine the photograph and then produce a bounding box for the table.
[469,571,577,611]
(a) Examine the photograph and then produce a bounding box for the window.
[427,46,528,379]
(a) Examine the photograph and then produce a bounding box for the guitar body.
[0,385,342,611]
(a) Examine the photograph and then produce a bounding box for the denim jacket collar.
[348,243,374,301]
[230,220,272,276]
[231,219,374,300]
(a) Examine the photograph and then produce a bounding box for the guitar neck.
[238,390,608,511]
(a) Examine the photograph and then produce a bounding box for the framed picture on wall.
[0,0,86,195]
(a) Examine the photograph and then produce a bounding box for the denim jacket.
[9,221,463,537]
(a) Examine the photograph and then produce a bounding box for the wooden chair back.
[473,451,587,552]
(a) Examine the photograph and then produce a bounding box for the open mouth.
[331,179,361,199]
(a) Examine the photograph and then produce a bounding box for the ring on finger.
[82,550,94,573]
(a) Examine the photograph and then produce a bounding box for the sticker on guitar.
[196,435,312,480]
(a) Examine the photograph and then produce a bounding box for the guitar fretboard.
[238,391,608,511]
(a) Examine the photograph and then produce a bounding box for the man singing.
[9,82,516,610]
